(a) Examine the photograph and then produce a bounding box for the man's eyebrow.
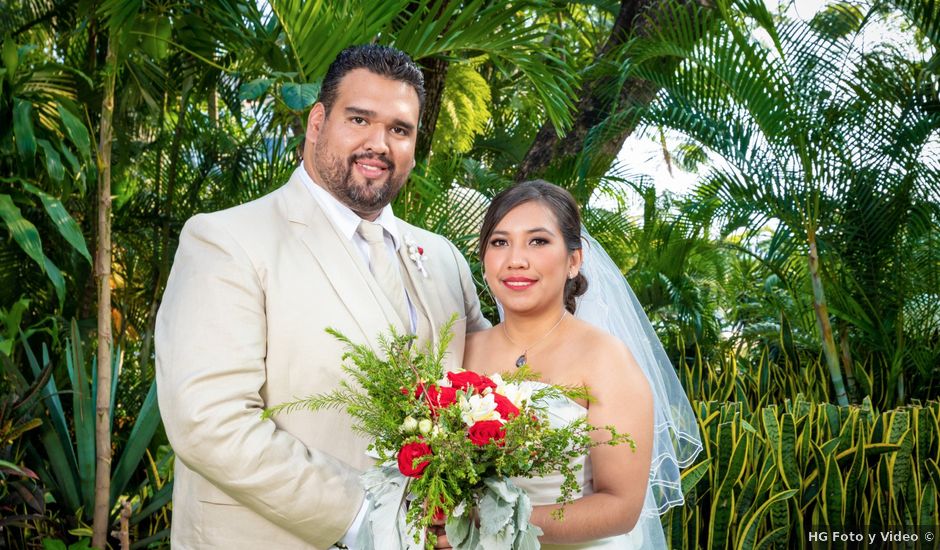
[345,106,416,132]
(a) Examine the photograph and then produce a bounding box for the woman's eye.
[531,238,549,246]
[489,239,507,247]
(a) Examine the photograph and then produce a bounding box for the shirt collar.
[297,164,402,250]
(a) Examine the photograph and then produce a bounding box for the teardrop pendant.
[515,354,527,368]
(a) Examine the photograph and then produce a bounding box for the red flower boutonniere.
[405,235,428,278]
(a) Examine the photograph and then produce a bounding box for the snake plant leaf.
[708,485,734,550]
[926,459,940,491]
[778,412,800,490]
[754,526,789,550]
[720,429,749,492]
[822,450,844,528]
[681,457,711,494]
[921,479,938,526]
[889,429,914,499]
[734,489,797,550]
[22,182,91,263]
[736,471,759,518]
[844,422,866,511]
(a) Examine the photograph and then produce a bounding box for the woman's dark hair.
[318,44,426,116]
[479,180,588,314]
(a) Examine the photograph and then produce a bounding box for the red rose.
[447,371,497,394]
[397,441,432,477]
[467,420,506,446]
[492,393,520,419]
[425,385,457,409]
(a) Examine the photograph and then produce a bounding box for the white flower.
[418,418,433,435]
[404,235,429,278]
[490,374,533,409]
[459,393,502,426]
[400,416,418,433]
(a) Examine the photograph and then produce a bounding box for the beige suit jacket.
[155,167,488,549]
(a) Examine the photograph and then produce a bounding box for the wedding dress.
[509,382,663,550]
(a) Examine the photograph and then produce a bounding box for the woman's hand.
[429,517,450,549]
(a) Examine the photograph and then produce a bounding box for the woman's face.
[482,201,581,316]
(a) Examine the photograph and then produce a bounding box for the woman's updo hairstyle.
[478,180,588,314]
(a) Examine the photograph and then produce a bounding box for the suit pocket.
[198,500,308,548]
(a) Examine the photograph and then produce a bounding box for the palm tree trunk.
[516,0,708,183]
[415,55,449,162]
[92,38,117,549]
[807,230,848,406]
[839,322,858,401]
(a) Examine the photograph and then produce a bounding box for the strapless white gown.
[510,383,666,549]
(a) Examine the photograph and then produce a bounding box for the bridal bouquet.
[265,317,632,549]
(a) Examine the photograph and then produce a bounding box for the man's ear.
[306,103,326,145]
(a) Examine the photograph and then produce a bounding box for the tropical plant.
[630,0,940,406]
[664,396,940,549]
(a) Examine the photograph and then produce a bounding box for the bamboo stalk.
[92,38,117,550]
[806,231,848,406]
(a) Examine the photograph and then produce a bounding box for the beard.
[313,137,406,214]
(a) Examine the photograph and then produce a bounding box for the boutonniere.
[404,235,428,278]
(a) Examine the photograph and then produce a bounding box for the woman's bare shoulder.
[571,318,647,388]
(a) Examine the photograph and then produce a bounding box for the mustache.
[349,152,394,172]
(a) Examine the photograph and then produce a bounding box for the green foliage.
[664,397,940,548]
[10,323,169,546]
[431,62,492,155]
[630,0,940,406]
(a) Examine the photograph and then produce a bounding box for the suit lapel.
[397,228,442,347]
[282,170,406,346]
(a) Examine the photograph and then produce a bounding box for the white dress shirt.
[299,166,418,332]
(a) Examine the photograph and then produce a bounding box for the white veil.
[572,229,703,547]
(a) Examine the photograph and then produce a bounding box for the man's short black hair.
[319,44,425,116]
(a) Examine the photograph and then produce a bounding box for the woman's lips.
[502,277,537,291]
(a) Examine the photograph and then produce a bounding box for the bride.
[460,180,702,549]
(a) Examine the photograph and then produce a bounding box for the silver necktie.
[356,220,410,330]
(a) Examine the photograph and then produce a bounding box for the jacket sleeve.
[155,214,363,547]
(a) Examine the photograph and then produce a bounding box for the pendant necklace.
[502,311,568,368]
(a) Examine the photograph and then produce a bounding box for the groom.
[155,45,488,549]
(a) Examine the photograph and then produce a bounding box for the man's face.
[304,68,421,220]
